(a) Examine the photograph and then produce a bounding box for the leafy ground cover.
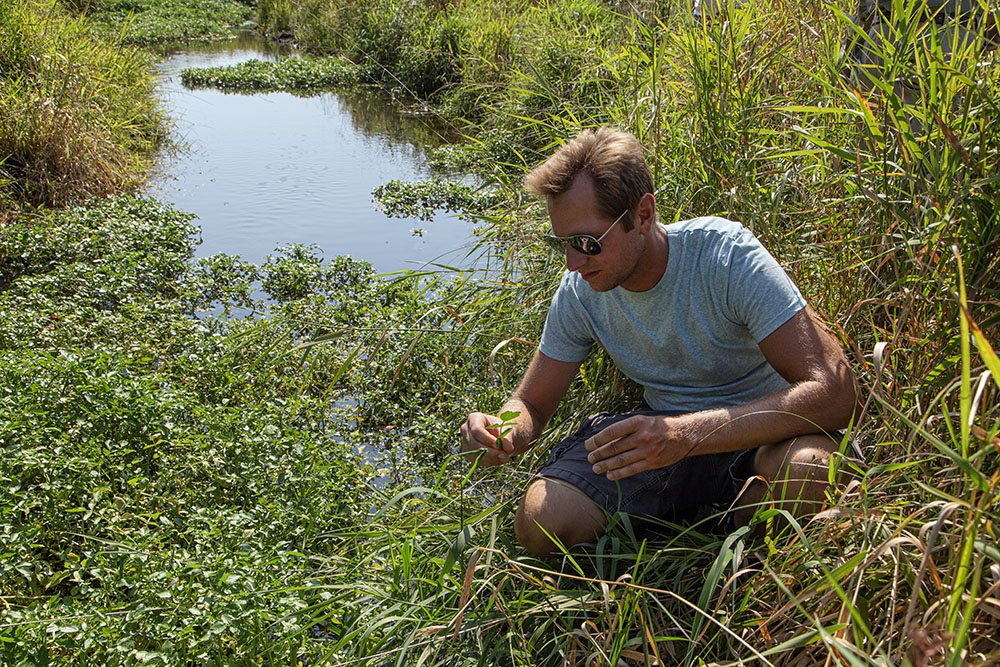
[373,177,504,221]
[3,0,999,664]
[0,197,487,663]
[62,0,254,46]
[179,56,358,91]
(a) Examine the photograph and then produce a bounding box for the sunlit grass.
[0,0,165,208]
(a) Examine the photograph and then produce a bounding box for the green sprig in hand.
[489,410,521,451]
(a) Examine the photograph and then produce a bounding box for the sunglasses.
[540,208,630,256]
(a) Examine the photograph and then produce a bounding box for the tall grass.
[0,0,165,209]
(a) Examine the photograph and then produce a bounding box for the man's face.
[547,175,644,292]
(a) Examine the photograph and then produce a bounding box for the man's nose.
[565,246,587,272]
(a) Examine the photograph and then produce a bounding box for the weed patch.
[373,177,503,221]
[180,54,358,91]
[65,0,253,46]
[0,197,464,661]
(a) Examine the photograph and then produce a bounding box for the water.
[147,33,477,274]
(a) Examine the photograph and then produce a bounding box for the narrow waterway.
[146,32,477,274]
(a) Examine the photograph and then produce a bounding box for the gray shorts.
[537,408,756,527]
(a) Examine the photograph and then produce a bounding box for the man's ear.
[635,193,656,234]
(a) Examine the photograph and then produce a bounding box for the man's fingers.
[484,422,515,454]
[462,442,510,465]
[604,460,648,480]
[584,416,639,452]
[587,437,626,462]
[462,413,506,452]
[590,446,644,475]
[461,412,516,466]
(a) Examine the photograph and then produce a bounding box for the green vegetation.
[374,177,504,221]
[0,0,165,209]
[179,55,358,91]
[3,0,999,664]
[64,0,254,46]
[0,198,403,662]
[255,0,629,122]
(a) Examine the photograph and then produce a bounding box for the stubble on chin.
[583,272,618,293]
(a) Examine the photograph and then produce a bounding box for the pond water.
[146,33,478,275]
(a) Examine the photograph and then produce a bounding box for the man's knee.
[756,434,838,480]
[751,434,844,515]
[515,477,606,556]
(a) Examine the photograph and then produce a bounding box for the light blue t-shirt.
[539,217,807,412]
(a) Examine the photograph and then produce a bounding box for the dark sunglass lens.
[569,237,600,256]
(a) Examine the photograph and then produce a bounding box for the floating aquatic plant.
[180,55,358,92]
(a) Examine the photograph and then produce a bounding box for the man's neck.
[620,223,669,292]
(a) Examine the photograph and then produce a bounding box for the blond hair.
[523,127,653,231]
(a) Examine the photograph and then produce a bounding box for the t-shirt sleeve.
[538,272,595,363]
[723,226,807,342]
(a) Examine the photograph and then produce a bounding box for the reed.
[0,0,165,208]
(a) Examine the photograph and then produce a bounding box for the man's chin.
[582,272,616,292]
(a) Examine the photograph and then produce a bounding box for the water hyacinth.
[373,177,504,221]
[180,56,359,92]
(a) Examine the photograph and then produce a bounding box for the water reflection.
[147,33,476,274]
[335,87,461,149]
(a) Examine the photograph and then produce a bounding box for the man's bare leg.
[515,477,607,556]
[733,433,842,528]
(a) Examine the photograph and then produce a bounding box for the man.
[460,127,859,556]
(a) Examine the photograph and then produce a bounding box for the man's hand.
[460,412,515,466]
[584,415,695,480]
[585,308,860,481]
[459,352,580,468]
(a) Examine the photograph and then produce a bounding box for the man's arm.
[460,349,581,466]
[585,307,860,479]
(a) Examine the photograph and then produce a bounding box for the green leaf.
[441,525,475,579]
